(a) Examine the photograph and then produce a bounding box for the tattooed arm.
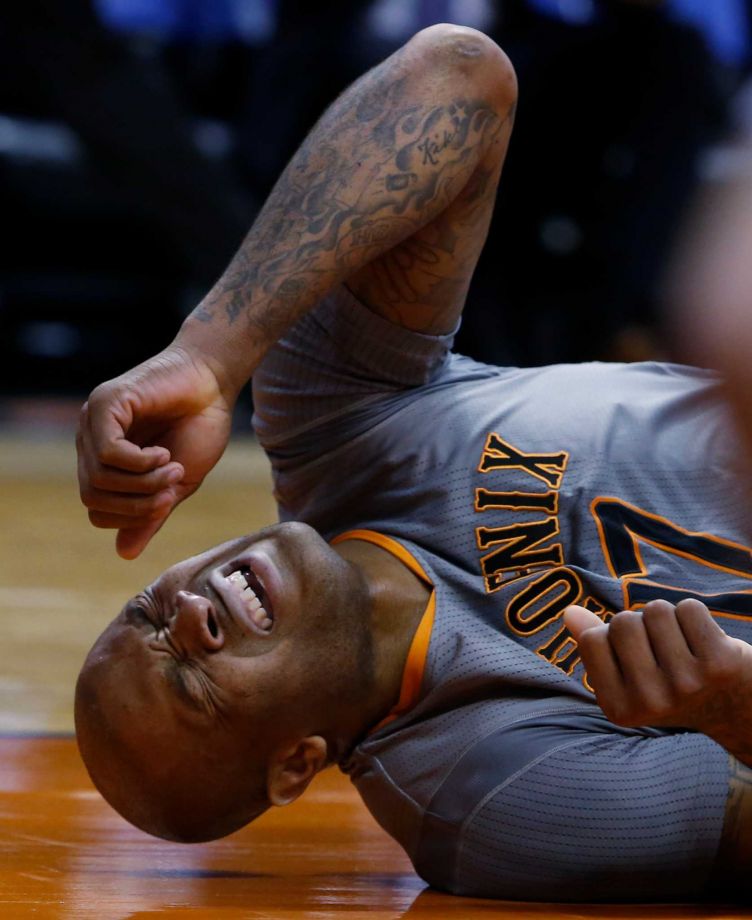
[183,23,516,387]
[76,24,517,558]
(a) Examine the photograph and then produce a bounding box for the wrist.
[694,686,752,765]
[173,315,258,403]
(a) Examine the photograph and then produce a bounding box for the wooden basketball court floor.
[2,426,752,919]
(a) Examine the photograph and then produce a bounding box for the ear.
[266,735,328,807]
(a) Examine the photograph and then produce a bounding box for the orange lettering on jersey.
[506,567,583,636]
[475,488,559,514]
[472,431,605,684]
[477,519,563,592]
[541,633,580,674]
[537,595,612,678]
[477,433,569,488]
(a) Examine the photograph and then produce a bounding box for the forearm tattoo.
[194,48,508,345]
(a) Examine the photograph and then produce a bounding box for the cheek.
[222,652,302,711]
[292,627,365,697]
[222,657,308,743]
[268,645,332,702]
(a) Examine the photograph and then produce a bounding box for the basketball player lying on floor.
[75,25,752,901]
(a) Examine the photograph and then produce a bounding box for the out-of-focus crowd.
[1,0,750,397]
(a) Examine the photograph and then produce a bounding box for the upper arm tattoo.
[194,50,509,342]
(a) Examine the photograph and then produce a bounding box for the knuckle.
[118,494,168,520]
[642,600,675,625]
[91,377,117,398]
[676,597,710,616]
[116,497,149,518]
[88,510,108,528]
[415,22,488,54]
[86,385,110,411]
[675,598,716,637]
[608,610,642,642]
[575,629,601,659]
[671,672,703,698]
[97,443,121,465]
[89,469,109,490]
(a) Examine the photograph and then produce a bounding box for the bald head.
[75,620,269,842]
[73,524,383,841]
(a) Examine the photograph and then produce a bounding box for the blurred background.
[2,0,752,730]
[3,7,752,911]
[2,0,752,416]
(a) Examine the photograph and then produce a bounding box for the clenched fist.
[76,343,237,559]
[565,598,752,767]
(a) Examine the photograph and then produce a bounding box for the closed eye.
[167,659,219,718]
[124,601,153,628]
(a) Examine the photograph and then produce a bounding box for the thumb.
[115,481,189,558]
[116,516,170,560]
[564,605,604,642]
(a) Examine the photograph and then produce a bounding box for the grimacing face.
[75,521,375,842]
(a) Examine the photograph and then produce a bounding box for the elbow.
[407,24,518,113]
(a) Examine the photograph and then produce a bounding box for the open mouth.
[218,565,274,634]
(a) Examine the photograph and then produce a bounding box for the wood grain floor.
[2,430,752,918]
[4,735,752,920]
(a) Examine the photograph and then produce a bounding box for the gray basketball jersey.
[253,286,752,900]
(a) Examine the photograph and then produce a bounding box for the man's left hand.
[565,598,752,765]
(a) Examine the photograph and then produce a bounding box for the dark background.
[1,0,749,406]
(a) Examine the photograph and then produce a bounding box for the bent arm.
[178,24,516,400]
[77,25,515,557]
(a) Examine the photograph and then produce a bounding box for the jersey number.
[591,497,752,619]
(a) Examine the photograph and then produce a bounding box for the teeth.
[225,569,272,631]
[227,571,246,589]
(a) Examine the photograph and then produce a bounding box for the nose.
[171,591,225,653]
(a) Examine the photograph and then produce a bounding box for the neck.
[330,538,431,756]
